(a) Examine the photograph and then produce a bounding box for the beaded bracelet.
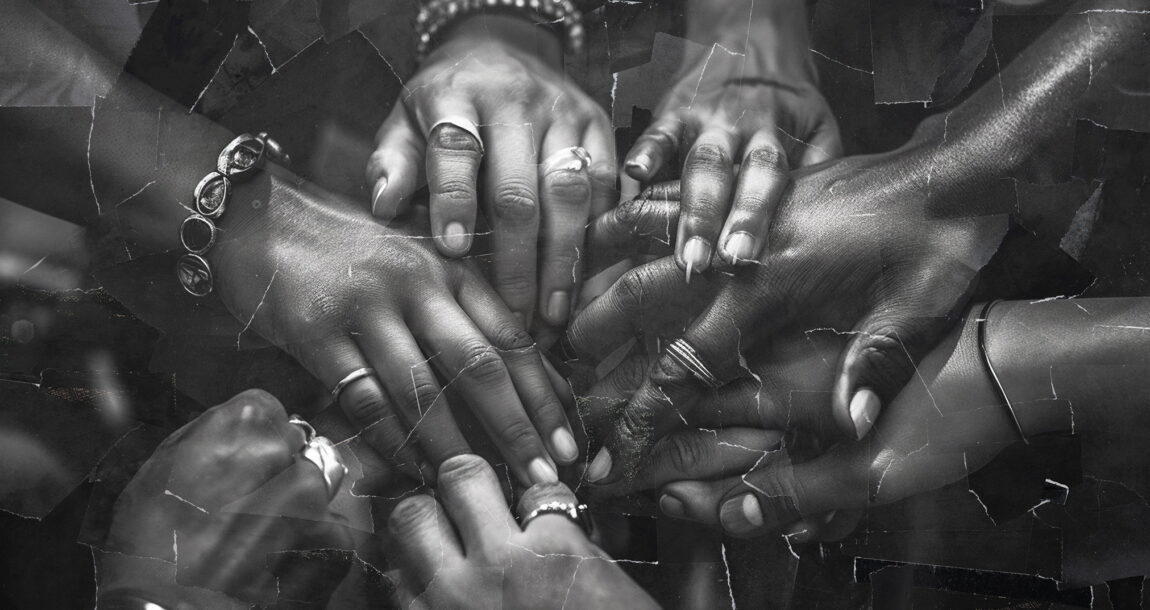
[176,132,289,297]
[415,0,585,58]
[976,300,1029,444]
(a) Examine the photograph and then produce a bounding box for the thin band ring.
[331,367,376,403]
[301,436,348,501]
[665,338,721,389]
[521,501,591,534]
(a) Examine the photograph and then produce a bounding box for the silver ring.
[429,116,484,153]
[665,338,721,389]
[521,501,590,533]
[301,436,348,502]
[288,414,316,445]
[330,367,375,403]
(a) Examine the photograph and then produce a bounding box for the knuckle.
[388,495,441,536]
[545,170,592,203]
[488,323,534,350]
[437,453,492,486]
[491,183,539,223]
[500,420,540,451]
[398,378,442,412]
[666,433,712,473]
[494,272,536,297]
[613,197,647,231]
[431,178,477,200]
[429,125,482,154]
[745,146,786,170]
[341,383,387,426]
[614,267,650,309]
[459,343,509,382]
[685,143,730,172]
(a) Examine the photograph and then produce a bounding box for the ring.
[542,146,592,174]
[521,501,592,533]
[288,414,316,445]
[330,367,376,403]
[429,116,484,153]
[665,338,721,389]
[301,436,348,501]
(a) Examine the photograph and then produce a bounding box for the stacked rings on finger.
[177,132,290,297]
[415,0,585,58]
[665,338,722,389]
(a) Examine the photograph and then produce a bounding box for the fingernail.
[441,221,470,253]
[659,494,687,519]
[546,291,571,325]
[682,236,712,276]
[585,447,612,483]
[527,456,559,485]
[723,231,757,264]
[371,177,388,215]
[849,388,881,440]
[550,428,579,464]
[626,153,651,175]
[720,493,764,535]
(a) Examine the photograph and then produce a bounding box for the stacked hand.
[367,14,615,330]
[99,390,355,607]
[210,171,577,487]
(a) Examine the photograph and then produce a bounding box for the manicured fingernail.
[371,177,389,216]
[659,494,687,519]
[849,387,881,440]
[546,291,570,325]
[585,447,612,483]
[683,236,712,276]
[720,493,764,535]
[441,221,470,253]
[626,153,651,175]
[550,428,579,464]
[723,231,757,264]
[528,457,559,485]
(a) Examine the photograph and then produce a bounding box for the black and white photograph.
[2,0,1149,607]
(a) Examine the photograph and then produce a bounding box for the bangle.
[176,132,289,297]
[415,0,585,58]
[976,300,1029,444]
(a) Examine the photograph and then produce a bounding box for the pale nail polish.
[682,236,713,276]
[528,457,559,485]
[546,291,571,325]
[550,427,579,464]
[659,494,687,519]
[585,447,612,483]
[723,231,757,263]
[441,221,470,252]
[371,177,388,215]
[720,493,764,535]
[849,388,881,440]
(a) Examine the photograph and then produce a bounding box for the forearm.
[685,0,814,77]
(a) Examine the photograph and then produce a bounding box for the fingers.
[368,104,426,220]
[413,299,558,486]
[624,114,682,181]
[582,116,618,218]
[353,316,470,469]
[426,113,484,256]
[831,310,952,440]
[388,494,463,586]
[716,136,789,266]
[517,482,589,541]
[457,274,577,465]
[435,454,520,550]
[660,445,868,537]
[676,128,738,278]
[585,189,680,275]
[597,427,784,496]
[482,121,542,325]
[796,119,843,167]
[536,136,592,328]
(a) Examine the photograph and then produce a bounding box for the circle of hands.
[112,26,1022,608]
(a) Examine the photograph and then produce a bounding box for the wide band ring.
[521,501,591,533]
[300,436,348,502]
[288,414,316,445]
[331,367,376,403]
[665,338,721,389]
[429,116,484,154]
[542,146,592,174]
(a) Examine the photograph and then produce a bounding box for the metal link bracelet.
[176,132,290,297]
[415,0,585,58]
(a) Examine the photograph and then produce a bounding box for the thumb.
[832,309,956,440]
[366,104,425,221]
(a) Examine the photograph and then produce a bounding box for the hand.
[387,454,658,609]
[567,149,1010,484]
[210,171,578,487]
[366,14,616,329]
[624,2,841,276]
[98,390,355,607]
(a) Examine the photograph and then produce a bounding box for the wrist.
[441,13,563,69]
[686,0,814,81]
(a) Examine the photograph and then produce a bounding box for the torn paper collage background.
[2,0,1150,608]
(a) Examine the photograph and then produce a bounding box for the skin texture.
[387,454,659,609]
[563,7,1144,485]
[624,0,841,275]
[367,14,616,331]
[99,390,354,607]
